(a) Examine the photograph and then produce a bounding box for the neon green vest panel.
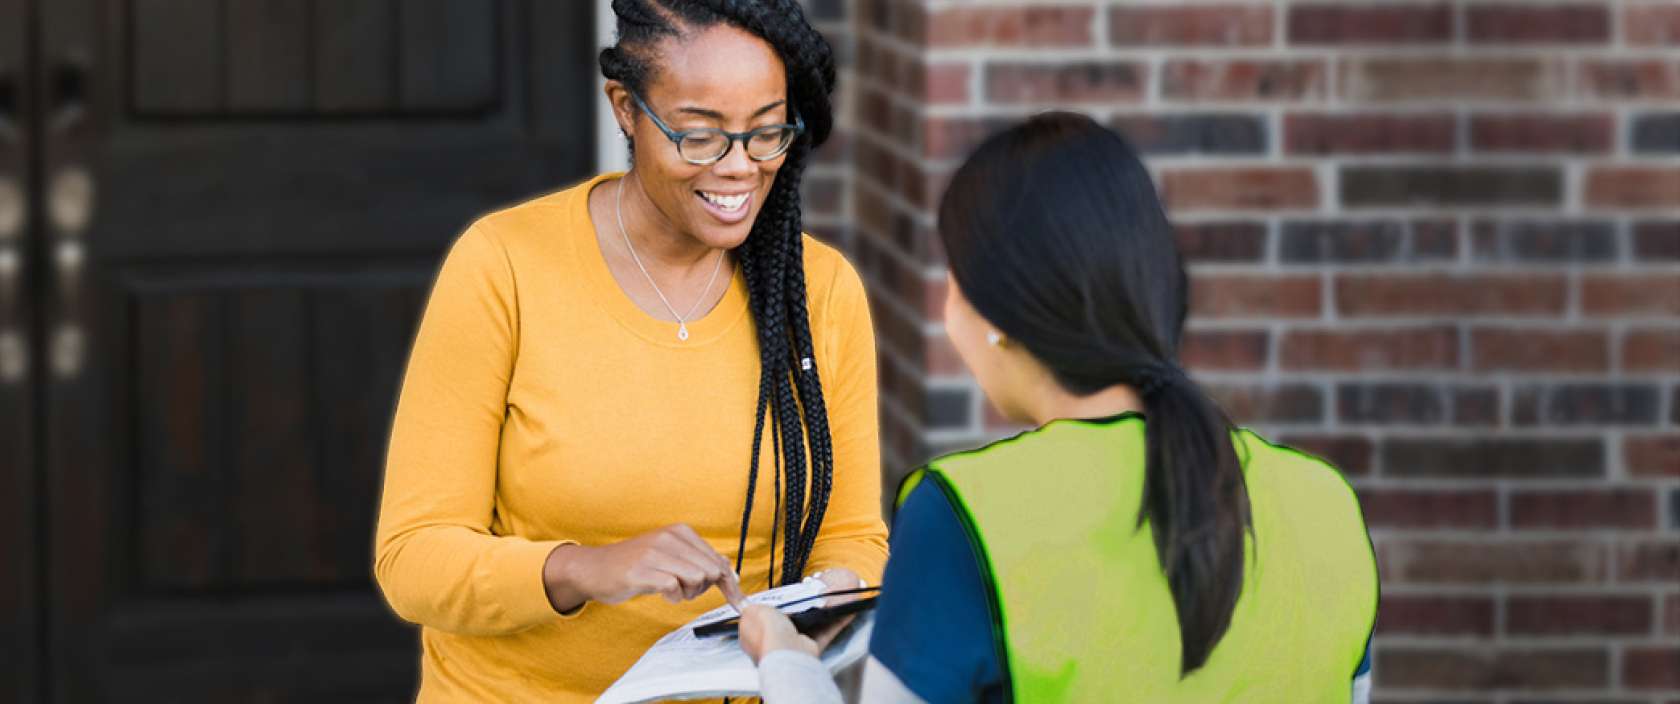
[900,414,1377,703]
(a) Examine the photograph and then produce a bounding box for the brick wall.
[841,0,1680,700]
[803,0,858,252]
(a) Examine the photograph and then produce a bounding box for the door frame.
[0,0,40,701]
[28,1,599,701]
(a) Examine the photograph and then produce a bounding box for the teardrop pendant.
[677,323,690,341]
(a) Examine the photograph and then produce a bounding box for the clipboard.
[693,587,881,638]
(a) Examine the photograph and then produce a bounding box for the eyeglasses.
[628,90,804,166]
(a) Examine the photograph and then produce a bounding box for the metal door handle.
[0,64,23,383]
[50,55,87,135]
[49,166,92,238]
[0,67,16,143]
[0,174,22,384]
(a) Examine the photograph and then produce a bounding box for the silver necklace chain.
[615,176,728,341]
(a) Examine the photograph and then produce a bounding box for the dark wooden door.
[22,1,597,701]
[1,0,42,701]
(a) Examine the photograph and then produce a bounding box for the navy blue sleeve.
[869,479,1006,704]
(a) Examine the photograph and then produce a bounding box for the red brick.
[1110,5,1273,46]
[1510,489,1657,530]
[1377,595,1495,636]
[922,276,946,322]
[1275,434,1373,475]
[868,302,924,373]
[1161,60,1327,101]
[1162,168,1319,211]
[1471,113,1614,154]
[1579,60,1680,100]
[1281,327,1459,371]
[1190,274,1322,318]
[1467,3,1610,43]
[985,61,1145,104]
[1112,113,1268,155]
[1285,113,1455,155]
[1627,3,1680,46]
[925,332,966,377]
[1619,541,1680,582]
[1337,383,1454,425]
[980,395,1024,433]
[1336,274,1567,317]
[1289,3,1452,44]
[1470,219,1617,262]
[1376,647,1609,690]
[1205,383,1324,423]
[802,174,843,217]
[924,6,1094,48]
[1360,489,1498,530]
[1174,222,1268,263]
[1384,437,1604,479]
[1625,435,1680,478]
[1625,647,1680,690]
[1587,167,1680,209]
[1342,58,1564,102]
[1471,328,1609,372]
[1451,387,1500,427]
[1378,540,1608,584]
[1506,595,1653,635]
[1342,166,1562,207]
[910,168,951,213]
[917,62,971,104]
[921,116,994,160]
[1582,274,1680,315]
[1180,329,1269,371]
[1635,220,1680,261]
[1624,329,1680,372]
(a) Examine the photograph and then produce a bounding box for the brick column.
[846,0,1680,699]
[802,0,855,253]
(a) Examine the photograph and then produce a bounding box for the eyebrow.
[675,99,788,120]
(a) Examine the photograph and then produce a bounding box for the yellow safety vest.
[898,413,1377,702]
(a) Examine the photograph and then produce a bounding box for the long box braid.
[599,0,840,589]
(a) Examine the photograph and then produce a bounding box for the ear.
[603,80,638,135]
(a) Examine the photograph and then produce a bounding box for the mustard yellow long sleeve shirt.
[374,172,889,702]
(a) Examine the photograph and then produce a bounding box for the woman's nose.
[711,139,757,178]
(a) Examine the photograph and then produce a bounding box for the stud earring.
[986,331,1002,347]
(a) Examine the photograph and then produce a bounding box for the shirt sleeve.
[869,480,1008,704]
[1352,635,1373,704]
[803,255,890,585]
[757,650,845,704]
[373,223,577,636]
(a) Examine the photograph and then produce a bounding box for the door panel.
[0,0,38,700]
[131,0,500,118]
[35,0,598,700]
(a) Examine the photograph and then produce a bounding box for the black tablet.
[693,596,878,639]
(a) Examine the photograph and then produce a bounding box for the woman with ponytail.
[372,2,888,700]
[740,113,1377,703]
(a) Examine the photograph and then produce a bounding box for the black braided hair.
[599,0,839,588]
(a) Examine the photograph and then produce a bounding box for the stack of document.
[598,578,874,703]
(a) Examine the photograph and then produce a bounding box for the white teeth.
[701,191,748,212]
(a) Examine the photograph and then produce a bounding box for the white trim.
[596,0,631,174]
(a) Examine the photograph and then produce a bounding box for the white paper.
[597,578,874,704]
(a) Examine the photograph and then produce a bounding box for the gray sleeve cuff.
[758,650,844,704]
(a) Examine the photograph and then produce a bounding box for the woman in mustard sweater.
[372,1,888,700]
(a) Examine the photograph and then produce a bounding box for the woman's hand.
[807,567,865,651]
[542,524,746,613]
[739,604,819,663]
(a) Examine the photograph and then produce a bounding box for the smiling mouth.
[697,190,750,213]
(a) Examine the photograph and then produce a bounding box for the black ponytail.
[937,112,1253,675]
[599,0,838,588]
